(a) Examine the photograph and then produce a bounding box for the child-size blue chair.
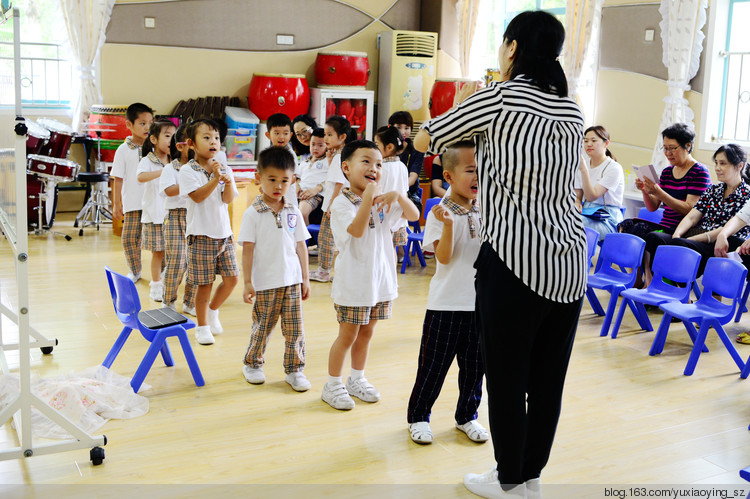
[637,206,665,224]
[103,267,205,393]
[652,257,748,376]
[609,245,702,339]
[584,228,605,315]
[400,197,441,273]
[586,233,646,337]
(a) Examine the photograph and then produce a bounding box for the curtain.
[563,0,605,124]
[59,0,116,132]
[650,0,708,171]
[456,0,481,78]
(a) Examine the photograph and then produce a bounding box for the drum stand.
[75,132,112,235]
[28,175,72,241]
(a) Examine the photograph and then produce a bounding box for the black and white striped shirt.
[423,77,587,303]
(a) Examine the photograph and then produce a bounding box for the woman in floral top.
[646,144,750,279]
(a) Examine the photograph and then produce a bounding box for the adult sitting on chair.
[645,144,750,286]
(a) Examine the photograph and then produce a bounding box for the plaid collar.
[342,188,375,229]
[442,197,480,238]
[188,159,211,181]
[383,157,399,163]
[147,152,164,166]
[170,159,183,171]
[252,195,293,228]
[125,137,142,160]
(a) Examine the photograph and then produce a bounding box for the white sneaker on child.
[321,381,355,410]
[464,469,526,498]
[182,305,196,316]
[456,420,490,443]
[309,268,331,283]
[207,307,223,335]
[243,365,265,384]
[194,325,214,345]
[346,376,381,402]
[285,372,311,392]
[149,281,163,302]
[126,272,141,283]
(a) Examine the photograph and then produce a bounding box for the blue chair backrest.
[424,197,441,217]
[597,233,646,281]
[650,246,702,295]
[697,258,748,318]
[105,266,142,330]
[585,227,599,269]
[638,206,664,224]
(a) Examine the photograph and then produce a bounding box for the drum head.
[253,73,306,78]
[26,120,51,139]
[317,51,368,57]
[37,118,74,135]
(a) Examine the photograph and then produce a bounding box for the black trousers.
[474,242,583,485]
[667,235,748,276]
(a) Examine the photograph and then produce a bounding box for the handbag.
[581,205,610,221]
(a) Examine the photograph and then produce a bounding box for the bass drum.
[26,177,58,229]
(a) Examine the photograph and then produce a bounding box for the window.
[0,0,74,109]
[700,0,750,147]
[469,0,566,80]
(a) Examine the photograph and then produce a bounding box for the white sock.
[328,375,342,385]
[350,368,364,380]
[150,280,162,286]
[208,307,218,316]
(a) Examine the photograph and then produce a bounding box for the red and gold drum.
[315,51,370,88]
[25,120,50,155]
[37,118,75,159]
[88,105,129,140]
[429,79,474,118]
[248,73,310,121]
[27,154,80,181]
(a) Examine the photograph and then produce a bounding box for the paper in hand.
[632,164,658,184]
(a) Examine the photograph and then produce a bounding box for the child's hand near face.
[431,204,454,226]
[373,191,400,213]
[362,182,380,203]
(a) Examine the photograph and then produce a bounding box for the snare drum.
[26,176,58,229]
[25,120,50,155]
[27,154,80,181]
[315,51,370,88]
[37,118,75,159]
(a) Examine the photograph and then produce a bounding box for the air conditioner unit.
[377,30,438,133]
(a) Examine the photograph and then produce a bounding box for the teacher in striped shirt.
[415,10,586,499]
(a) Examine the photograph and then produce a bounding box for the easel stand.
[0,7,106,466]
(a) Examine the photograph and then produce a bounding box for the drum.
[429,79,474,118]
[248,73,310,121]
[37,118,75,158]
[485,68,502,85]
[27,154,80,181]
[93,138,124,163]
[26,176,58,229]
[87,105,129,140]
[25,120,50,155]
[315,51,370,88]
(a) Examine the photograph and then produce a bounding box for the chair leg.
[630,300,653,332]
[741,354,750,379]
[683,320,710,353]
[176,328,205,387]
[610,298,630,339]
[415,244,426,267]
[649,314,671,356]
[735,280,750,322]
[714,324,746,372]
[684,321,711,376]
[102,327,133,368]
[400,243,410,274]
[160,341,175,367]
[599,288,622,337]
[586,286,605,316]
[692,281,702,301]
[130,332,168,393]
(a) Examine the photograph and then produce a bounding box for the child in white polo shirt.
[179,119,239,346]
[297,127,328,225]
[321,140,420,410]
[405,140,489,445]
[238,146,312,391]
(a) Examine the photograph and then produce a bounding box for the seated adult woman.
[647,144,750,280]
[291,114,318,160]
[574,125,624,241]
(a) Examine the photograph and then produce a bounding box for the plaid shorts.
[186,235,239,286]
[121,210,143,275]
[300,194,323,212]
[141,222,165,252]
[392,227,408,247]
[335,301,392,325]
[318,211,336,270]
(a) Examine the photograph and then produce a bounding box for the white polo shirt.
[330,188,404,307]
[237,196,310,292]
[136,153,167,224]
[159,160,188,210]
[299,158,329,191]
[422,197,482,311]
[322,154,349,213]
[109,137,144,214]
[178,159,238,239]
[380,158,409,231]
[574,157,624,207]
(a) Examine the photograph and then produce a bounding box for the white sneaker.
[285,372,311,392]
[194,325,214,345]
[207,307,223,335]
[464,469,526,498]
[321,381,355,410]
[346,376,381,402]
[408,422,433,444]
[525,478,542,499]
[456,420,490,443]
[243,365,265,384]
[182,305,196,316]
[309,268,331,283]
[126,271,141,283]
[164,301,176,311]
[149,281,163,302]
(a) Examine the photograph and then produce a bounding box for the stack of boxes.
[224,106,259,162]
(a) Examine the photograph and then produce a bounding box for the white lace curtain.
[651,0,708,171]
[563,0,605,124]
[457,0,481,78]
[60,0,116,132]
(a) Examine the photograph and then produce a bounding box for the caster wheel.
[74,220,78,228]
[79,229,83,236]
[90,446,105,465]
[64,235,72,241]
[40,346,53,355]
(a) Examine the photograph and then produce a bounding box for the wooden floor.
[1,213,750,496]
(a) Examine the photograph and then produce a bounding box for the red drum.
[429,79,474,118]
[27,154,80,181]
[95,139,124,162]
[26,176,58,229]
[37,118,75,158]
[25,120,50,155]
[248,73,310,121]
[315,51,370,88]
[87,105,129,140]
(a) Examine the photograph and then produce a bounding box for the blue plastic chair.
[637,206,664,224]
[400,197,441,274]
[586,233,646,337]
[409,187,424,233]
[103,267,205,393]
[653,257,748,376]
[610,245,702,339]
[584,228,605,315]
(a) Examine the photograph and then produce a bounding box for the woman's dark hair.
[169,123,193,162]
[387,111,414,129]
[714,143,749,182]
[584,125,617,162]
[375,126,406,157]
[661,123,695,152]
[142,120,177,158]
[503,10,568,97]
[325,115,356,144]
[291,114,318,156]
